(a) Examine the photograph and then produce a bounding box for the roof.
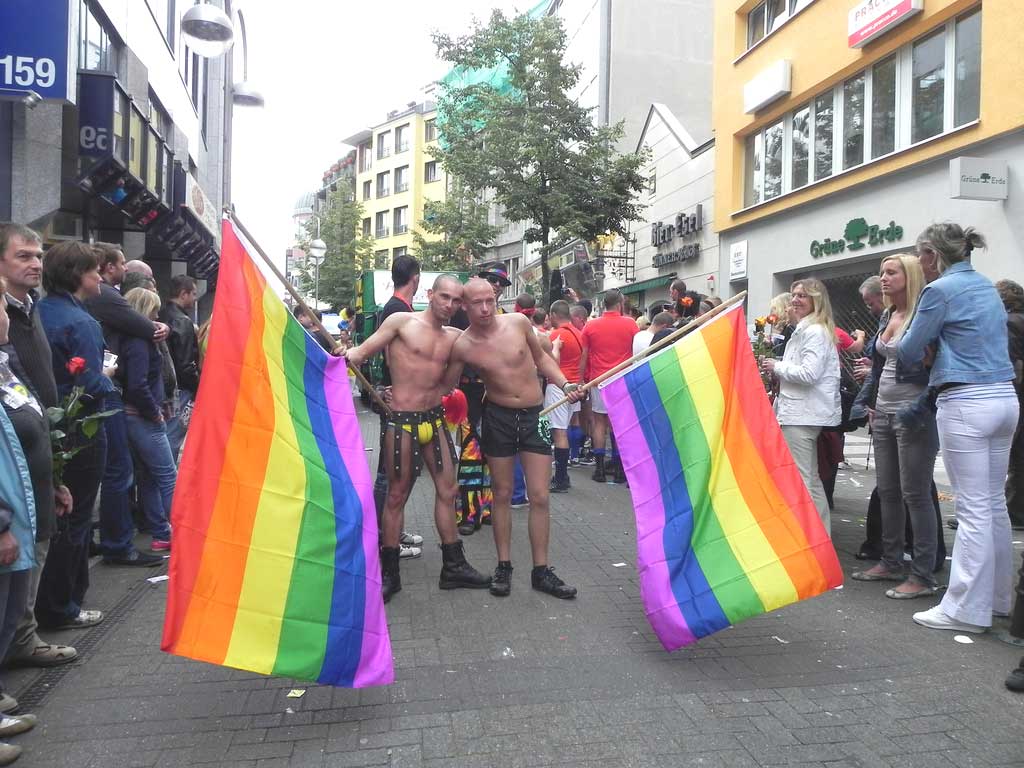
[636,103,714,157]
[293,191,316,216]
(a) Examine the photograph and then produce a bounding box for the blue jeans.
[125,415,176,541]
[164,390,193,465]
[98,396,136,557]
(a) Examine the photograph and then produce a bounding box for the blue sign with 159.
[0,0,76,103]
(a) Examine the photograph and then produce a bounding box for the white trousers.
[781,424,830,536]
[937,394,1019,626]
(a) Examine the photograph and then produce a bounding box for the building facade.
[0,0,238,304]
[713,0,1024,329]
[343,101,445,269]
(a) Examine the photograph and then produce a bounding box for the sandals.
[851,566,904,582]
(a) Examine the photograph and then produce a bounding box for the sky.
[229,0,529,272]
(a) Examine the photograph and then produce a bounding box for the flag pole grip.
[539,290,748,417]
[227,211,393,417]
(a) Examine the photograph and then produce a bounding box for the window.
[791,104,810,190]
[394,206,409,235]
[374,249,389,268]
[648,172,657,197]
[359,142,373,172]
[424,120,437,142]
[145,127,159,189]
[843,74,865,170]
[376,171,390,198]
[112,86,129,163]
[375,211,389,239]
[129,106,144,178]
[146,0,175,48]
[362,218,371,237]
[377,131,391,159]
[912,28,946,144]
[424,160,439,182]
[739,12,982,210]
[871,55,897,159]
[79,0,120,72]
[395,165,409,193]
[393,246,408,259]
[954,10,981,127]
[363,180,371,200]
[747,0,813,50]
[395,124,409,153]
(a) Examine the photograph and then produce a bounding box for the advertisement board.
[0,0,76,103]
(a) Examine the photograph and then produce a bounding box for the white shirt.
[632,330,654,356]
[772,318,841,427]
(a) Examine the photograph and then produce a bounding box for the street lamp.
[308,230,327,308]
[181,2,264,107]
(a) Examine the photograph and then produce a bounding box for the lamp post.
[181,1,264,107]
[307,213,327,308]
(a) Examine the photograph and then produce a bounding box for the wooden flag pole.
[227,211,393,417]
[540,290,748,417]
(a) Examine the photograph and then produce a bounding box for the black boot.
[458,521,476,536]
[490,561,513,597]
[439,541,492,590]
[380,547,401,603]
[531,565,577,599]
[612,458,627,486]
[591,454,606,483]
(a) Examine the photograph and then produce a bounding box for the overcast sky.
[230,0,528,271]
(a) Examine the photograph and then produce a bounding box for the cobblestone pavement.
[7,411,1024,767]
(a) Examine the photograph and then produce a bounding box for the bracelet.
[561,382,579,395]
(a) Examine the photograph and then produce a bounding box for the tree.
[412,182,499,271]
[299,188,373,311]
[432,10,649,298]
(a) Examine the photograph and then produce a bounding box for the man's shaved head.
[433,273,462,292]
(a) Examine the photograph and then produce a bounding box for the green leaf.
[49,430,66,441]
[81,419,99,439]
[46,407,66,425]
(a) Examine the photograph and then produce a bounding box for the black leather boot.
[439,541,492,590]
[380,546,401,603]
[591,454,606,483]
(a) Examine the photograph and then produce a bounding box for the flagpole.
[540,290,748,417]
[227,210,393,417]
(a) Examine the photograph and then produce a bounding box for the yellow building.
[343,101,446,268]
[713,0,1024,325]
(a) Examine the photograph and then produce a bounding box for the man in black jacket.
[0,223,79,672]
[85,243,164,567]
[160,275,200,463]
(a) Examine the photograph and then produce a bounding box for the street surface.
[7,415,1023,767]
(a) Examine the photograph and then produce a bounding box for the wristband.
[561,382,580,395]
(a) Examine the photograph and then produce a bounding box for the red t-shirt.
[551,323,584,384]
[581,310,638,378]
[835,327,854,351]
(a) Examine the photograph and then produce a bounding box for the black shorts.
[481,402,551,458]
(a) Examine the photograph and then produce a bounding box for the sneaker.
[0,695,17,715]
[151,540,171,552]
[103,550,163,567]
[510,498,529,509]
[398,545,422,559]
[0,743,21,766]
[5,642,77,668]
[579,451,596,466]
[569,458,581,468]
[549,479,570,494]
[531,566,577,600]
[490,562,513,597]
[54,609,104,630]
[400,531,424,547]
[912,605,986,633]
[0,715,36,738]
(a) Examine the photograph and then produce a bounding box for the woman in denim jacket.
[762,278,840,535]
[897,223,1017,634]
[849,255,938,598]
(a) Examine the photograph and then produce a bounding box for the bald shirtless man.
[345,275,490,602]
[444,278,581,599]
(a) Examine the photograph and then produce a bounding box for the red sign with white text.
[848,0,923,48]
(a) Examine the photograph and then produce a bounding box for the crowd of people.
[0,224,202,764]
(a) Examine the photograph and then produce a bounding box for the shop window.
[813,92,833,181]
[843,74,865,170]
[954,9,982,127]
[395,165,409,193]
[791,104,810,190]
[911,29,946,144]
[871,55,897,159]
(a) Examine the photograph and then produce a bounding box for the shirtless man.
[345,275,490,602]
[444,278,581,599]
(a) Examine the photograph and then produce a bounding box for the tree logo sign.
[809,218,904,258]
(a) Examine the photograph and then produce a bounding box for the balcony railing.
[394,224,408,235]
[395,182,409,193]
[377,147,391,159]
[395,141,409,153]
[377,187,390,198]
[375,227,390,239]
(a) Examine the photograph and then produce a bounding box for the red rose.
[681,296,694,308]
[766,313,779,325]
[66,357,86,375]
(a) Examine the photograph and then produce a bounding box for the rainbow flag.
[160,220,393,687]
[600,305,842,650]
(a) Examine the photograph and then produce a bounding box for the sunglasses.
[484,275,504,285]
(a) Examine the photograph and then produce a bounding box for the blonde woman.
[767,291,792,347]
[849,255,937,597]
[120,288,177,551]
[762,279,841,534]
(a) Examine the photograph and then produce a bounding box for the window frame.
[376,171,390,198]
[394,165,409,193]
[424,160,439,183]
[744,0,817,55]
[377,131,392,159]
[374,211,389,239]
[394,206,409,235]
[394,124,410,154]
[424,119,437,142]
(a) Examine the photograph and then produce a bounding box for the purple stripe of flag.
[602,375,697,649]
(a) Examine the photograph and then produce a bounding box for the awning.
[618,274,676,296]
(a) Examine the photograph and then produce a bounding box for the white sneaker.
[400,531,423,546]
[913,605,987,633]
[0,714,36,737]
[399,545,422,559]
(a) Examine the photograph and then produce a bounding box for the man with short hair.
[859,275,884,318]
[546,300,584,492]
[85,244,164,567]
[161,275,201,463]
[0,224,78,671]
[445,278,580,599]
[580,289,638,484]
[346,275,490,602]
[642,311,675,350]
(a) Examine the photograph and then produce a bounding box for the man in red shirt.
[580,289,638,483]
[545,300,585,492]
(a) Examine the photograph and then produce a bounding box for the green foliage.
[299,188,373,311]
[47,391,118,487]
[413,183,498,271]
[432,10,650,297]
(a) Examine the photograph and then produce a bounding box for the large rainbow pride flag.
[600,305,843,650]
[161,220,393,687]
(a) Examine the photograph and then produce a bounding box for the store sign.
[650,205,702,247]
[950,157,1009,201]
[0,0,76,103]
[78,73,115,161]
[743,60,791,114]
[810,218,903,258]
[185,175,220,241]
[729,241,748,281]
[848,0,923,48]
[653,243,700,268]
